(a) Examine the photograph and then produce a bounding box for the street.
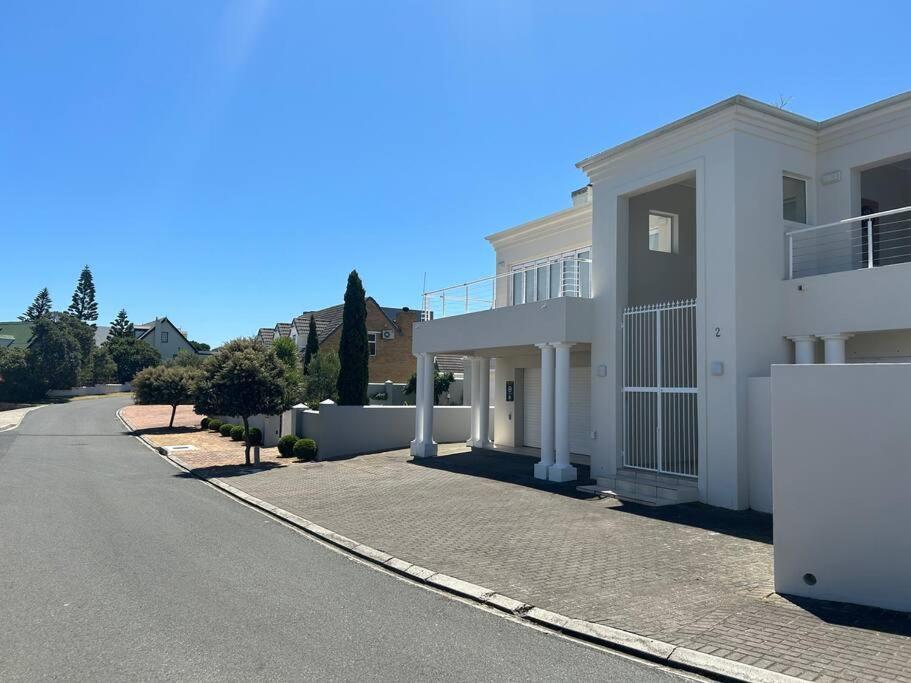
[0,397,687,681]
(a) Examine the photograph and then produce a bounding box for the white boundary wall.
[216,414,282,447]
[772,363,911,612]
[292,405,491,460]
[47,383,131,398]
[746,377,772,514]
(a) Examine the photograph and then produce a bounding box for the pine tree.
[19,287,53,321]
[68,265,98,324]
[109,309,134,339]
[336,270,369,406]
[303,314,319,372]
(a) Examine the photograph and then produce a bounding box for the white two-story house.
[410,92,911,511]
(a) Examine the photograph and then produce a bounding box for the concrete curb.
[0,405,47,432]
[117,408,799,683]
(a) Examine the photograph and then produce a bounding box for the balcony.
[421,254,592,321]
[787,206,911,279]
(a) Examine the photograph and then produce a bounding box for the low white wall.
[292,404,492,460]
[772,363,911,612]
[746,377,772,514]
[216,414,282,447]
[47,383,131,398]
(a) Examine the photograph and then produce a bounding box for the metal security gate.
[622,299,698,477]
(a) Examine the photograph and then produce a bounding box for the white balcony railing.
[422,256,592,321]
[787,206,911,279]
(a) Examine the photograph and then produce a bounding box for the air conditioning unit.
[382,329,394,340]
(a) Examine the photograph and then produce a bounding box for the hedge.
[208,419,223,432]
[277,434,297,458]
[219,423,233,437]
[247,427,263,447]
[293,438,318,461]
[200,417,210,430]
[230,425,245,441]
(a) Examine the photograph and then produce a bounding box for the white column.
[549,342,577,482]
[477,357,490,448]
[416,353,437,457]
[470,357,482,446]
[787,335,817,364]
[410,353,424,456]
[461,356,472,406]
[820,334,853,365]
[534,343,555,480]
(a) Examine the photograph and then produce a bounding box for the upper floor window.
[368,332,377,357]
[648,211,677,253]
[160,331,168,343]
[783,175,807,223]
[509,247,591,305]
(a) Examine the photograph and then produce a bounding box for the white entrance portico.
[411,296,595,483]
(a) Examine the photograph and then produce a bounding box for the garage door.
[523,367,592,456]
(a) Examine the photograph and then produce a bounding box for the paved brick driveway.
[124,405,911,682]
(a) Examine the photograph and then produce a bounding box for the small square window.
[368,332,377,357]
[783,175,807,223]
[648,212,676,253]
[161,331,168,343]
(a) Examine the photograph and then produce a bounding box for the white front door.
[524,367,592,455]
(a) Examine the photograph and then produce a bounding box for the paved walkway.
[123,405,911,683]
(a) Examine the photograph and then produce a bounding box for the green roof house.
[0,322,35,349]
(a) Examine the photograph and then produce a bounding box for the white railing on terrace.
[787,206,911,279]
[421,256,592,321]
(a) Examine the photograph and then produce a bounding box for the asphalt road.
[0,397,688,681]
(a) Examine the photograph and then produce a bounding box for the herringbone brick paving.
[124,406,911,682]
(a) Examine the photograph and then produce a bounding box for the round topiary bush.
[247,427,263,447]
[277,434,297,458]
[293,438,318,461]
[230,425,245,441]
[219,423,233,437]
[208,419,222,432]
[200,417,210,430]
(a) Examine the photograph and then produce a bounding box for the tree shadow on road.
[173,462,286,479]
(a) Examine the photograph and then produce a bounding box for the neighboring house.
[134,317,198,361]
[274,322,292,339]
[255,328,276,346]
[411,91,911,511]
[269,298,427,382]
[0,322,34,349]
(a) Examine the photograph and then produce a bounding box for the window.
[783,175,807,223]
[648,211,676,253]
[367,332,377,357]
[509,246,592,305]
[160,331,169,343]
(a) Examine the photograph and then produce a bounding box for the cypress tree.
[336,270,369,405]
[109,309,135,339]
[68,265,98,324]
[303,314,319,372]
[19,287,53,321]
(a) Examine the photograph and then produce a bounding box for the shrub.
[247,427,263,447]
[200,417,210,429]
[208,419,222,432]
[277,434,297,458]
[230,424,245,441]
[219,423,233,437]
[293,438,318,461]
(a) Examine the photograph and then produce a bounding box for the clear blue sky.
[2,1,909,346]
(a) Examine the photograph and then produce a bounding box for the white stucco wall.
[746,377,772,514]
[293,405,491,460]
[772,363,911,612]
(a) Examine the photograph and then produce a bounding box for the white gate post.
[416,353,438,457]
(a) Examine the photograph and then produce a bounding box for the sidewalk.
[0,404,45,432]
[123,405,911,683]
